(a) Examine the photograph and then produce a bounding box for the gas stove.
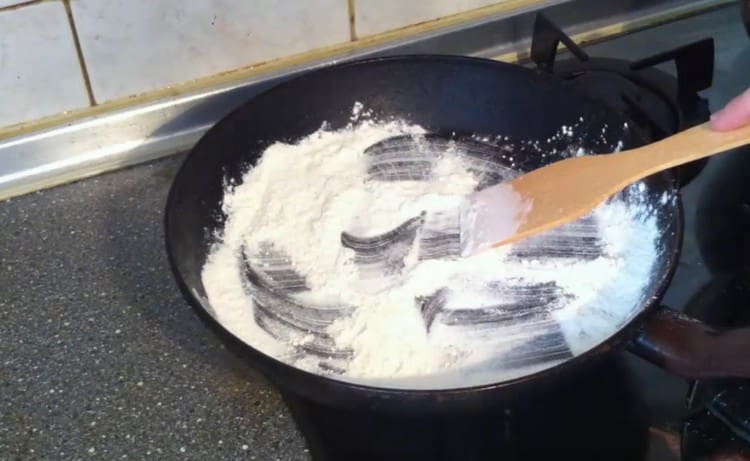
[278,12,750,461]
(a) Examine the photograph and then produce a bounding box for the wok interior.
[166,56,681,391]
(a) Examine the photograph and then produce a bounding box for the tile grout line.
[347,0,357,41]
[0,0,44,13]
[62,0,96,106]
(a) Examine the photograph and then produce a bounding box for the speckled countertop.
[0,156,309,460]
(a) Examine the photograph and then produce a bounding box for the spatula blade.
[462,154,622,254]
[460,182,533,256]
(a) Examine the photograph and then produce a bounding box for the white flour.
[202,114,664,390]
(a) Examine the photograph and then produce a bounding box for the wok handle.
[628,307,750,379]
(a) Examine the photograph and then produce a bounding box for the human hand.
[710,87,750,131]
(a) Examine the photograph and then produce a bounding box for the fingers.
[710,87,750,132]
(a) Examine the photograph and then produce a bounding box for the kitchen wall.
[0,0,548,132]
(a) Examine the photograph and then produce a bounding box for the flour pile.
[202,115,665,390]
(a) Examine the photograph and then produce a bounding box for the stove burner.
[530,14,715,187]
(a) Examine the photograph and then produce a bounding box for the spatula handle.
[622,121,750,180]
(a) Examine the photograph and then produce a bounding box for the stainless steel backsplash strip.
[0,0,729,200]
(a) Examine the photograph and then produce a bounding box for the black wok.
[165,55,750,414]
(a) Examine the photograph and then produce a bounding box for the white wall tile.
[71,0,351,103]
[0,1,90,127]
[355,0,468,37]
[354,0,520,37]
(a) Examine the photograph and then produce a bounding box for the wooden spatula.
[462,122,750,256]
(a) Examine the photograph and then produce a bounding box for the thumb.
[710,87,750,132]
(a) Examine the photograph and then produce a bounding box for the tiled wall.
[0,0,526,130]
